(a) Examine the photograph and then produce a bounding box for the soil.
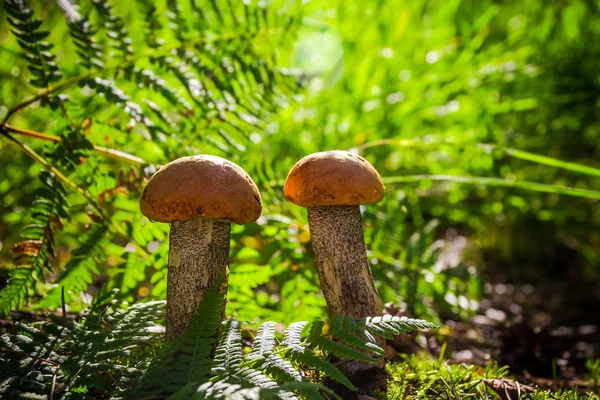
[385,240,600,393]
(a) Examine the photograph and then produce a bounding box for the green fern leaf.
[212,318,243,375]
[92,0,133,57]
[248,321,277,360]
[5,0,62,89]
[364,315,438,339]
[261,354,304,383]
[0,171,68,315]
[282,346,357,392]
[275,381,342,400]
[311,337,376,363]
[58,0,104,71]
[136,273,226,397]
[281,321,308,347]
[329,315,386,357]
[0,268,35,316]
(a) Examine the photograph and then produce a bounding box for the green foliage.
[0,274,436,398]
[0,168,69,315]
[137,273,227,396]
[0,0,300,316]
[138,277,437,399]
[0,289,165,399]
[5,0,62,90]
[385,355,599,400]
[1,0,599,397]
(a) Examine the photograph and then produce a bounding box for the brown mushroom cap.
[284,150,384,207]
[140,155,262,224]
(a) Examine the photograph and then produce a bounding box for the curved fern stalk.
[0,170,68,316]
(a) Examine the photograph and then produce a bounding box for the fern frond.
[248,321,277,360]
[0,268,36,317]
[174,380,260,400]
[92,0,133,57]
[234,366,280,391]
[82,77,164,139]
[166,0,188,43]
[41,224,108,306]
[5,0,62,89]
[136,273,226,397]
[212,318,243,376]
[260,354,304,383]
[364,314,438,339]
[282,346,356,391]
[124,67,193,116]
[311,337,376,363]
[275,381,340,400]
[0,292,163,399]
[329,315,386,357]
[0,170,68,315]
[58,0,104,71]
[281,321,308,347]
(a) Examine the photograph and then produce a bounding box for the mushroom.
[140,155,262,340]
[283,150,384,320]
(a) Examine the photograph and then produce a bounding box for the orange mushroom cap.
[140,155,262,224]
[284,150,384,207]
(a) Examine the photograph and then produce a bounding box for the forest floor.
[383,245,600,399]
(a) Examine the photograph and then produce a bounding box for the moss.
[382,354,599,400]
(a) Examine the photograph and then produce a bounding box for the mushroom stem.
[166,218,231,340]
[307,205,383,320]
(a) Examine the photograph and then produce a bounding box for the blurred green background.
[0,0,599,334]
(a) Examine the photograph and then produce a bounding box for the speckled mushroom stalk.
[307,205,383,319]
[284,150,384,321]
[166,218,231,340]
[140,155,262,340]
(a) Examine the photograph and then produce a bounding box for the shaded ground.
[385,236,600,395]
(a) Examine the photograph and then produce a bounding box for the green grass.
[383,354,599,400]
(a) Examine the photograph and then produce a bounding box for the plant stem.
[354,138,600,178]
[383,175,600,200]
[4,125,146,166]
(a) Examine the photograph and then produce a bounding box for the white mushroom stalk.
[140,155,262,340]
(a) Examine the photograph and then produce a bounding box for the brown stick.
[3,125,146,166]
